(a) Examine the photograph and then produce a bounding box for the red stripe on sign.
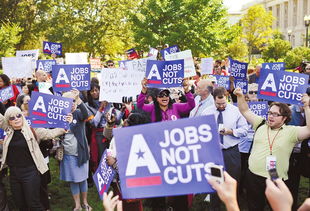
[147,80,162,84]
[32,120,47,124]
[99,184,107,195]
[56,84,70,87]
[32,111,47,117]
[126,176,162,188]
[260,90,277,97]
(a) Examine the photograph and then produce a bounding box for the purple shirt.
[137,92,195,122]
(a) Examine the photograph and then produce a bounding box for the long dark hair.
[87,83,100,108]
[154,97,173,122]
[0,74,11,87]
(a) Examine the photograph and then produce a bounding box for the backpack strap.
[249,119,266,153]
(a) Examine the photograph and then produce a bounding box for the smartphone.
[209,164,224,184]
[268,168,279,181]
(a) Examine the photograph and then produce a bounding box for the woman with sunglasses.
[0,106,71,211]
[138,78,195,122]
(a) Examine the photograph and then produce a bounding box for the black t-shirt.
[7,130,35,167]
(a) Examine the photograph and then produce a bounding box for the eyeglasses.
[249,91,258,94]
[305,68,310,70]
[267,111,283,117]
[9,114,22,121]
[108,64,114,67]
[157,93,169,98]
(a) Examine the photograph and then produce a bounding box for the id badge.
[266,155,276,170]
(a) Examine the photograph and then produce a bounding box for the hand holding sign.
[301,94,310,107]
[233,87,243,97]
[141,77,148,94]
[182,78,190,93]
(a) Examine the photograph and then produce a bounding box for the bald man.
[189,79,214,117]
[35,70,48,82]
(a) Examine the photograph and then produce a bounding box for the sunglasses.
[157,93,169,98]
[306,68,310,70]
[9,114,22,121]
[267,111,283,117]
[108,64,114,67]
[249,91,258,94]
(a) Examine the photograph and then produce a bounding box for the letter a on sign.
[147,64,161,80]
[264,64,270,70]
[97,172,105,189]
[44,43,50,51]
[261,73,277,92]
[55,68,70,83]
[33,96,46,113]
[126,134,160,176]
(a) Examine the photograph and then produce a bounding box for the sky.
[223,0,252,12]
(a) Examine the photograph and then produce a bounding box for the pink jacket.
[137,92,195,122]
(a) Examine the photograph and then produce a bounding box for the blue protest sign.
[145,60,184,88]
[229,58,248,80]
[43,41,62,56]
[0,86,14,102]
[114,115,224,199]
[234,80,248,94]
[37,60,56,73]
[25,117,68,129]
[0,129,6,139]
[214,75,230,90]
[257,69,309,105]
[93,150,116,200]
[248,101,268,119]
[52,64,91,91]
[160,45,180,60]
[28,91,73,127]
[262,62,285,71]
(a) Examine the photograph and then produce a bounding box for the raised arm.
[297,94,310,141]
[233,87,259,126]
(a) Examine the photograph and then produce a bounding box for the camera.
[209,164,224,184]
[268,168,279,181]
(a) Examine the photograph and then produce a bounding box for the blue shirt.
[202,103,248,149]
[189,94,214,117]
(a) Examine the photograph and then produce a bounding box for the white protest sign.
[165,50,196,78]
[127,56,157,74]
[2,57,33,78]
[16,49,39,70]
[65,52,89,64]
[99,68,142,103]
[201,58,213,75]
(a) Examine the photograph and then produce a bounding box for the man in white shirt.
[203,86,248,211]
[189,79,214,117]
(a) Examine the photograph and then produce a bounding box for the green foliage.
[131,0,232,57]
[240,5,274,60]
[262,39,291,62]
[0,22,22,57]
[285,47,310,69]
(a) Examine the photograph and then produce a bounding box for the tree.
[262,39,291,62]
[284,47,310,69]
[131,0,232,56]
[240,5,274,61]
[0,22,22,58]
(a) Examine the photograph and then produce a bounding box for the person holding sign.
[60,90,92,211]
[0,74,20,108]
[0,106,71,211]
[138,78,195,122]
[234,87,310,211]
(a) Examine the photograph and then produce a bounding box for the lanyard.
[267,126,281,155]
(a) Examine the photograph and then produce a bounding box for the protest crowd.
[0,43,309,211]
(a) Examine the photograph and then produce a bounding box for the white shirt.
[202,103,248,149]
[189,94,214,117]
